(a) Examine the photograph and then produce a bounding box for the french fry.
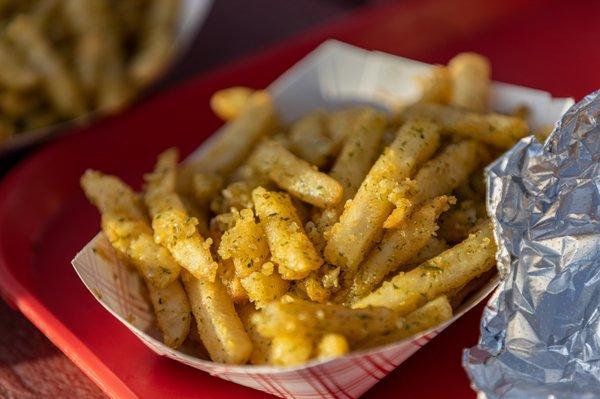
[295,263,340,303]
[402,103,528,149]
[210,86,254,121]
[0,117,15,142]
[147,279,191,348]
[317,333,349,360]
[182,271,253,364]
[6,15,86,118]
[144,148,218,282]
[437,199,481,243]
[253,300,400,345]
[192,173,223,206]
[408,237,449,267]
[448,52,491,112]
[314,107,388,234]
[346,196,455,304]
[447,269,496,309]
[129,0,179,87]
[240,264,290,308]
[81,170,181,287]
[0,37,38,90]
[324,118,441,271]
[353,222,497,314]
[218,259,248,303]
[384,140,480,228]
[288,110,334,168]
[253,140,343,208]
[218,208,270,278]
[22,109,59,131]
[418,65,451,104]
[178,91,276,184]
[0,90,40,119]
[358,296,453,349]
[327,107,363,152]
[237,302,271,365]
[252,187,324,280]
[270,334,313,367]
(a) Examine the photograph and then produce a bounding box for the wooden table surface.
[0,1,368,397]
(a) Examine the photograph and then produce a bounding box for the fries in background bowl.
[0,0,211,153]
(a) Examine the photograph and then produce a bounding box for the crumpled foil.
[463,90,600,399]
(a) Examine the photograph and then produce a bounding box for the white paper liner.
[72,40,574,399]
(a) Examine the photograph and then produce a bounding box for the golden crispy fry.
[147,279,191,348]
[270,334,313,367]
[358,296,453,349]
[179,91,276,184]
[347,196,455,304]
[324,118,441,271]
[81,170,181,287]
[353,222,497,314]
[113,0,147,40]
[288,110,334,168]
[218,259,248,303]
[448,52,491,112]
[253,300,400,345]
[447,268,496,309]
[253,187,324,280]
[408,237,449,267]
[218,208,270,278]
[129,0,179,87]
[403,103,528,149]
[327,107,363,152]
[210,86,254,121]
[295,264,340,303]
[144,148,218,281]
[237,302,271,365]
[241,264,290,308]
[6,15,86,118]
[418,65,451,104]
[192,173,223,205]
[384,140,479,228]
[183,271,253,364]
[0,37,38,90]
[317,333,349,360]
[437,199,481,243]
[253,140,343,208]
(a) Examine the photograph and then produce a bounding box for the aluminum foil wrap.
[463,90,600,398]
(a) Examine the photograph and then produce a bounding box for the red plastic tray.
[1,0,599,397]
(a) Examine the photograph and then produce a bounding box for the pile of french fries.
[81,53,532,367]
[0,0,180,143]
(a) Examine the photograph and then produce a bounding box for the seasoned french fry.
[218,208,270,278]
[210,86,254,121]
[408,237,449,267]
[353,222,497,314]
[0,90,40,119]
[253,300,399,345]
[418,65,451,104]
[288,110,334,168]
[179,91,275,184]
[358,296,453,349]
[295,264,340,303]
[81,170,181,287]
[253,187,324,280]
[324,118,441,271]
[241,264,290,308]
[448,52,490,112]
[144,148,218,281]
[192,173,223,206]
[317,333,349,360]
[313,107,388,235]
[0,117,15,142]
[447,268,496,309]
[403,103,528,149]
[384,140,479,228]
[147,279,191,348]
[0,37,38,90]
[237,302,271,365]
[437,199,481,243]
[129,0,179,87]
[347,196,455,304]
[327,107,363,151]
[183,271,253,364]
[6,15,86,118]
[253,140,343,208]
[218,259,248,303]
[270,334,313,367]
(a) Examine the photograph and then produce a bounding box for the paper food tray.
[72,40,574,399]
